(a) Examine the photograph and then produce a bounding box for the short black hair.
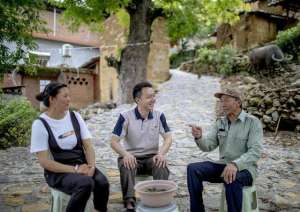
[36,82,67,107]
[132,81,153,101]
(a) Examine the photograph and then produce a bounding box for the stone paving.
[0,70,299,212]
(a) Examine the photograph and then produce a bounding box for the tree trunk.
[119,0,153,104]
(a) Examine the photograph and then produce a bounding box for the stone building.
[215,0,299,50]
[2,6,171,108]
[98,16,170,103]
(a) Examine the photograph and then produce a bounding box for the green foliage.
[157,0,247,42]
[116,9,130,29]
[195,45,248,75]
[0,0,46,73]
[0,98,38,149]
[15,65,61,77]
[161,0,203,43]
[198,0,250,26]
[194,25,215,39]
[197,46,233,75]
[50,0,245,43]
[195,40,216,50]
[169,39,216,69]
[170,50,196,69]
[276,22,300,59]
[49,0,130,32]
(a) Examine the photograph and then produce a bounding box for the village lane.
[0,70,299,212]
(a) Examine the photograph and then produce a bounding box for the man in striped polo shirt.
[111,82,172,212]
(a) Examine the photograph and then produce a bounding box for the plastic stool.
[219,184,259,212]
[136,202,179,212]
[50,187,94,212]
[49,167,107,212]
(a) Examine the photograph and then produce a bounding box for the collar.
[134,107,153,120]
[237,110,246,122]
[224,109,245,123]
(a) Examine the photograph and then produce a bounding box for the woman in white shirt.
[31,82,109,212]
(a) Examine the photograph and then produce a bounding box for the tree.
[0,0,46,74]
[51,0,246,103]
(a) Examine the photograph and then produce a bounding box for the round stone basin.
[134,180,177,208]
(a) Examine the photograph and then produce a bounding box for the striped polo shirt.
[112,107,171,156]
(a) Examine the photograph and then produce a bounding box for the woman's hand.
[77,164,90,175]
[87,165,95,177]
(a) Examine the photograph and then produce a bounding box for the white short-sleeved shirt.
[30,111,92,153]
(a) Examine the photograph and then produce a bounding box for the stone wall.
[99,17,124,103]
[22,77,44,108]
[220,65,300,132]
[216,23,233,49]
[147,17,170,82]
[216,0,296,50]
[99,15,170,103]
[232,13,278,50]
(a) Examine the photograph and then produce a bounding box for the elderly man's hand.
[153,153,167,168]
[221,163,238,184]
[189,124,202,139]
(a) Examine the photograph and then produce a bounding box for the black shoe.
[126,209,135,212]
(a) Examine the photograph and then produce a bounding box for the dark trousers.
[53,168,109,212]
[118,154,169,205]
[187,161,253,212]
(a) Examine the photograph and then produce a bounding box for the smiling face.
[220,94,241,116]
[49,87,71,112]
[136,87,156,111]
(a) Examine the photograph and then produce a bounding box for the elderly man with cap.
[187,88,263,212]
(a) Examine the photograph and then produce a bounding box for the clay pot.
[134,180,177,207]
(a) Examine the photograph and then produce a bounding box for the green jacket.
[195,110,263,180]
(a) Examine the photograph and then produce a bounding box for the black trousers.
[51,168,109,212]
[118,154,169,205]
